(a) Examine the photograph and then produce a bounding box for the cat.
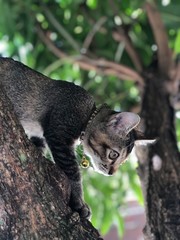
[0,57,151,219]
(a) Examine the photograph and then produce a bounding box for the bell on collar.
[81,156,90,168]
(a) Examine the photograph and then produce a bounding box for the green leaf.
[100,202,114,235]
[86,0,98,9]
[130,181,144,205]
[174,30,180,53]
[115,213,125,238]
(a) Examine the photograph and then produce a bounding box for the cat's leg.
[44,131,91,219]
[52,146,91,219]
[67,164,91,220]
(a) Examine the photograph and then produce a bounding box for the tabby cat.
[0,57,151,219]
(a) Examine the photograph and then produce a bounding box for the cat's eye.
[109,150,119,160]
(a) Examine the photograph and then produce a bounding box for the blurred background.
[0,0,179,239]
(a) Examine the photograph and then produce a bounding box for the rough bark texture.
[136,69,180,240]
[0,85,102,239]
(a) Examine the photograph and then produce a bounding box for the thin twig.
[168,61,180,94]
[37,26,66,58]
[108,0,143,72]
[113,31,143,72]
[37,25,144,84]
[145,2,172,76]
[80,5,107,35]
[82,17,107,53]
[114,42,125,62]
[42,5,80,52]
[86,58,144,83]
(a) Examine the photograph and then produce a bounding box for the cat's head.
[83,109,154,176]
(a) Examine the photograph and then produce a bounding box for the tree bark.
[0,85,102,239]
[136,69,180,240]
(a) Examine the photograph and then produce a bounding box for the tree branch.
[82,57,144,83]
[167,60,180,95]
[0,79,102,239]
[82,16,107,54]
[37,25,67,58]
[112,31,143,72]
[37,26,144,84]
[136,70,180,240]
[145,2,172,76]
[108,0,143,72]
[42,4,80,52]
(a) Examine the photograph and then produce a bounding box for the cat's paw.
[78,203,91,220]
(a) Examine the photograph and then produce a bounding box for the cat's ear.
[107,112,140,136]
[134,120,157,145]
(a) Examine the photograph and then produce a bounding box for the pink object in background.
[104,201,145,240]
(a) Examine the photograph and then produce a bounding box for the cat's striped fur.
[0,57,150,219]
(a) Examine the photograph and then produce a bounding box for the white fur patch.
[21,120,44,139]
[21,120,54,162]
[73,138,81,148]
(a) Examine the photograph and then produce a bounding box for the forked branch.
[37,26,144,84]
[113,31,143,72]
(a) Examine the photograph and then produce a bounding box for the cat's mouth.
[91,162,116,176]
[97,157,129,176]
[108,166,116,175]
[89,158,110,176]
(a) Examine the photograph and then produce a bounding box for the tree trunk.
[0,85,102,239]
[136,69,180,240]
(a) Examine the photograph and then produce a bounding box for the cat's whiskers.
[121,141,134,152]
[118,142,135,165]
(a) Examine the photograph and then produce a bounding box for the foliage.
[0,0,180,237]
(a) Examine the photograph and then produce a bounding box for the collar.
[80,103,108,141]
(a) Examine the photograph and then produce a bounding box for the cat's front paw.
[69,197,91,219]
[78,203,91,220]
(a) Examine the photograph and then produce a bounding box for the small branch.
[80,0,143,73]
[145,2,172,76]
[84,58,144,83]
[113,31,143,72]
[80,5,107,35]
[82,16,107,54]
[174,61,180,86]
[108,0,143,72]
[37,26,67,58]
[167,60,180,95]
[37,26,144,84]
[114,42,125,62]
[42,5,80,52]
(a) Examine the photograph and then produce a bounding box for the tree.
[0,82,102,239]
[0,0,179,239]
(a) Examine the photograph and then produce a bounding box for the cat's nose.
[108,167,114,175]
